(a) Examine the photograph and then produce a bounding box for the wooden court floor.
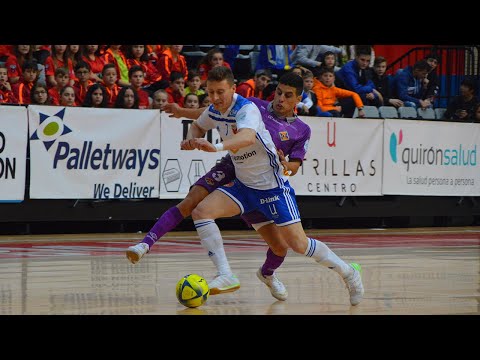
[0,226,478,315]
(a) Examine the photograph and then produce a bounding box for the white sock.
[304,237,352,278]
[194,219,232,276]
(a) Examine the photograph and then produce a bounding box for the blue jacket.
[256,45,293,71]
[393,66,423,106]
[336,59,376,95]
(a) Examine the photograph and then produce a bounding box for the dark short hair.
[207,66,235,85]
[425,53,441,64]
[278,72,304,97]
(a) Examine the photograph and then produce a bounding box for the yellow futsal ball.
[176,274,210,308]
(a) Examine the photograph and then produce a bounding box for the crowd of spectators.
[0,44,478,122]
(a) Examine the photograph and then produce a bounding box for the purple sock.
[261,248,285,276]
[141,206,184,249]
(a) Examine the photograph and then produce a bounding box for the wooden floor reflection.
[0,227,478,315]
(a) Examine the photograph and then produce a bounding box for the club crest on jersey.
[232,124,238,134]
[279,131,289,141]
[205,178,215,185]
[223,181,235,187]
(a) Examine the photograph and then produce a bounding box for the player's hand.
[180,139,196,150]
[278,149,290,175]
[163,102,182,118]
[192,138,216,152]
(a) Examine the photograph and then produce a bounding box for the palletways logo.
[30,108,72,150]
[389,129,477,171]
[389,129,403,163]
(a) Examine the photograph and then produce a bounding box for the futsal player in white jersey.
[183,66,364,306]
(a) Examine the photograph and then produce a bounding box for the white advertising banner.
[0,106,28,202]
[28,106,161,199]
[289,117,384,196]
[160,112,226,199]
[383,119,480,196]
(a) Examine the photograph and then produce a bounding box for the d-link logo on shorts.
[30,108,72,151]
[260,195,280,204]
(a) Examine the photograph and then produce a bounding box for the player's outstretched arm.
[163,102,206,119]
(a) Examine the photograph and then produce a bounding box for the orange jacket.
[312,78,363,111]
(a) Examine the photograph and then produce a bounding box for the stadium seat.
[434,107,447,120]
[353,105,380,119]
[417,107,436,120]
[398,106,418,119]
[378,106,399,118]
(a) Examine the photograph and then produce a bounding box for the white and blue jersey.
[196,93,287,191]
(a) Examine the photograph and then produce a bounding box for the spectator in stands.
[312,67,365,118]
[48,67,70,105]
[68,45,82,68]
[343,45,375,67]
[392,59,432,109]
[296,69,322,116]
[152,89,169,110]
[59,85,77,106]
[444,78,478,121]
[236,69,272,99]
[30,82,51,105]
[32,45,51,65]
[0,45,12,62]
[81,45,105,83]
[166,71,186,107]
[255,45,294,78]
[183,93,200,109]
[82,83,108,108]
[372,56,403,108]
[184,70,205,97]
[336,45,382,107]
[472,102,480,123]
[102,45,130,87]
[291,45,345,72]
[45,45,75,88]
[126,45,169,96]
[114,86,139,109]
[157,45,188,83]
[0,64,18,104]
[199,93,211,107]
[198,48,231,88]
[101,63,121,107]
[5,45,34,85]
[128,65,151,109]
[12,60,39,104]
[321,51,341,72]
[73,61,94,106]
[422,53,440,104]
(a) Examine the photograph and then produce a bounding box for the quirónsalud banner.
[289,117,384,196]
[383,119,480,196]
[0,106,27,202]
[28,106,161,199]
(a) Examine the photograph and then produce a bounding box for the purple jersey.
[194,97,311,226]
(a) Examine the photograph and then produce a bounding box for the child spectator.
[101,63,121,107]
[102,45,130,87]
[152,89,168,110]
[81,45,105,83]
[126,45,168,96]
[312,67,365,118]
[166,71,186,107]
[183,93,200,109]
[82,83,108,108]
[296,70,321,116]
[392,59,432,109]
[68,45,82,68]
[199,93,211,107]
[184,70,205,97]
[12,60,39,104]
[73,61,94,106]
[372,56,403,108]
[128,65,151,109]
[444,78,478,121]
[236,69,272,99]
[48,67,70,105]
[0,64,18,104]
[198,48,230,88]
[114,86,139,109]
[157,45,188,84]
[45,45,75,88]
[30,82,51,105]
[5,45,34,84]
[59,85,76,107]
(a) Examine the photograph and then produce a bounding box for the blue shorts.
[218,179,301,227]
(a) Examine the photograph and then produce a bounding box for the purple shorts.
[193,154,236,193]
